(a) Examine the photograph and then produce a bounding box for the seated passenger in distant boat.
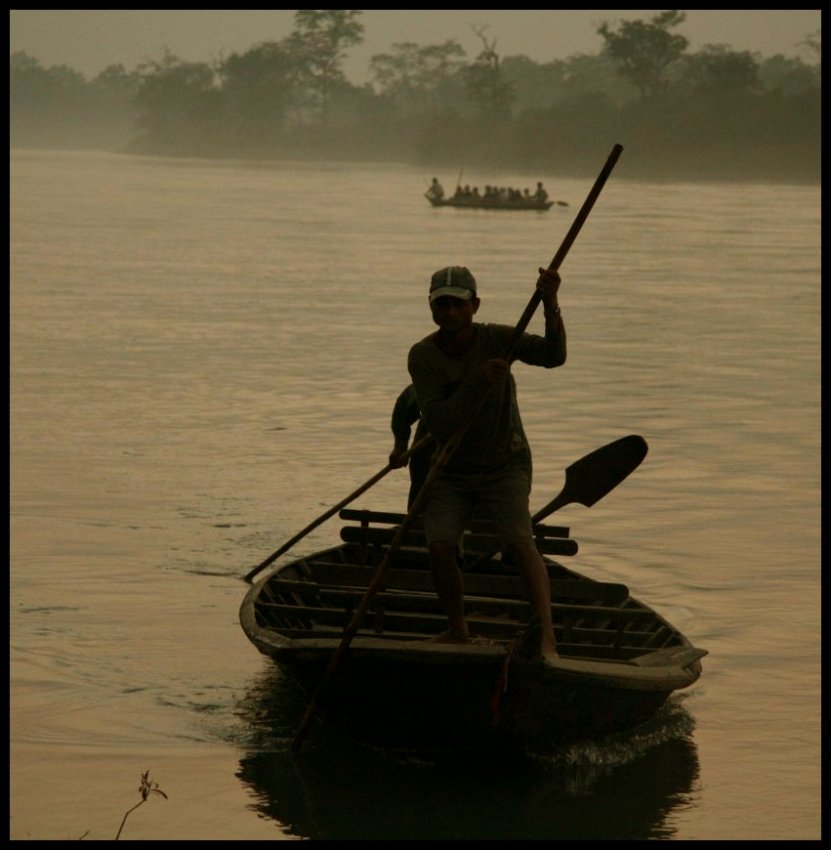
[534,181,549,202]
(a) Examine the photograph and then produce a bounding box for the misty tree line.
[10,10,821,181]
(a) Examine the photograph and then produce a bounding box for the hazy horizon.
[10,10,822,82]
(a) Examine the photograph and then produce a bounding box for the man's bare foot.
[542,645,559,664]
[427,629,469,644]
[516,618,559,661]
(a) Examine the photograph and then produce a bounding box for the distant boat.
[426,194,561,211]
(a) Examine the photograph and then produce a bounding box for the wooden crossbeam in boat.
[339,524,578,556]
[258,581,651,624]
[339,508,423,527]
[254,597,661,649]
[338,507,570,539]
[265,623,667,659]
[300,560,629,604]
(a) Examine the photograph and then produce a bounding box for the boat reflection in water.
[233,666,701,841]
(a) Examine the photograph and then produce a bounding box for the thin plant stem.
[114,771,168,840]
[115,801,145,840]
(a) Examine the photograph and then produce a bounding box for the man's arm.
[511,268,567,367]
[389,384,421,467]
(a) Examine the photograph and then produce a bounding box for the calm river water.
[10,148,820,840]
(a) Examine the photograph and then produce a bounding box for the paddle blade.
[531,435,648,523]
[564,434,648,508]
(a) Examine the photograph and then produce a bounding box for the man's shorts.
[421,463,534,548]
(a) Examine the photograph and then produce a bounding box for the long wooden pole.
[505,143,623,358]
[291,143,624,751]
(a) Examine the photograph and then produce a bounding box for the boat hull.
[261,645,677,756]
[427,197,554,211]
[239,509,706,756]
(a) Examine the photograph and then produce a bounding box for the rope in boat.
[490,640,516,727]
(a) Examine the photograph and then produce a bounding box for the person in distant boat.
[389,383,430,508]
[407,265,566,661]
[534,181,549,202]
[426,177,445,201]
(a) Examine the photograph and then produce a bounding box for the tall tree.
[678,46,762,96]
[370,39,466,115]
[465,26,515,116]
[286,10,364,125]
[799,30,821,80]
[10,51,97,147]
[597,10,689,97]
[133,50,220,153]
[757,53,819,96]
[219,41,296,148]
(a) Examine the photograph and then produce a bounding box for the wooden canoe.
[426,195,555,211]
[239,508,707,758]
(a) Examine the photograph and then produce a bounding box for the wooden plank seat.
[258,582,650,625]
[339,524,579,557]
[298,560,629,605]
[255,603,656,638]
[255,595,662,648]
[256,564,661,650]
[339,507,570,539]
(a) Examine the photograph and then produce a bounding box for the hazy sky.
[10,10,822,81]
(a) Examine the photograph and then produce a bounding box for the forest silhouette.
[10,10,820,182]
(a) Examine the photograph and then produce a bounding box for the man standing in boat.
[407,265,565,662]
[426,177,445,201]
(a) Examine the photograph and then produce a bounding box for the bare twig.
[114,771,168,840]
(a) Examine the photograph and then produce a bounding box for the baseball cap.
[429,266,477,303]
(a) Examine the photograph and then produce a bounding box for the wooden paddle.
[467,434,648,572]
[243,434,433,584]
[290,143,624,752]
[532,434,648,521]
